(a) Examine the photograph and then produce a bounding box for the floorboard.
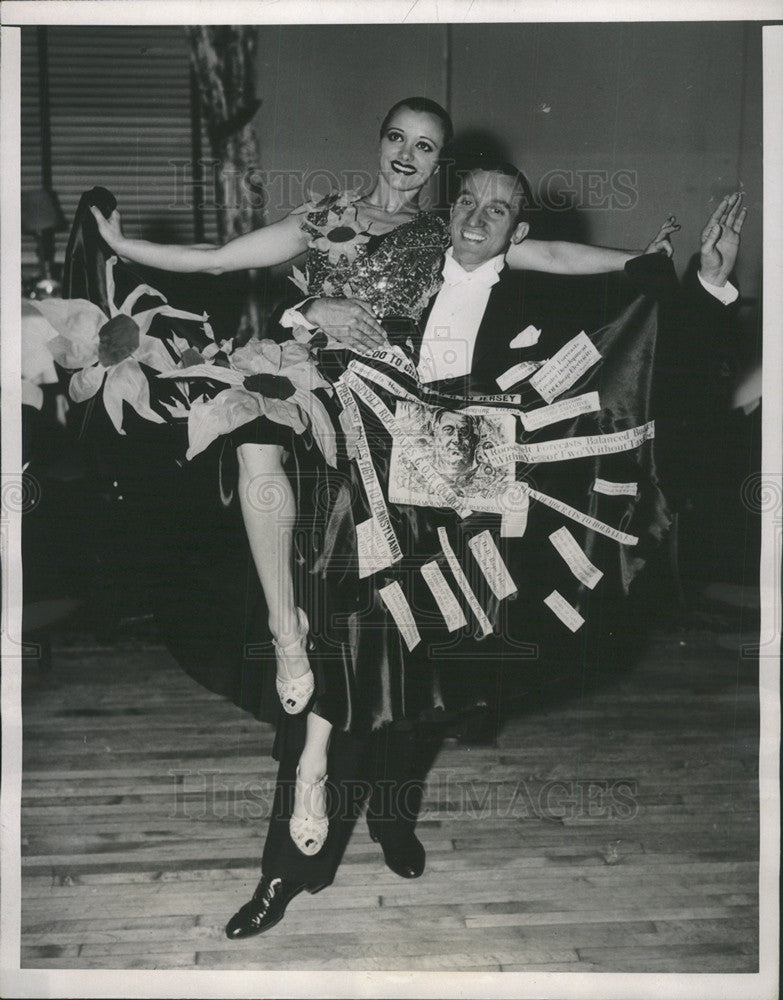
[20,626,759,971]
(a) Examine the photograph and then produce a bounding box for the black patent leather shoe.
[369,829,426,879]
[225,875,323,939]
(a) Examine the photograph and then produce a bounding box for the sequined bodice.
[292,189,449,322]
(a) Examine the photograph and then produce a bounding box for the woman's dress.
[43,186,671,740]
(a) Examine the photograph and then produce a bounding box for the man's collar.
[441,247,505,287]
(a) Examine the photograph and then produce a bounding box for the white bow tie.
[441,252,502,288]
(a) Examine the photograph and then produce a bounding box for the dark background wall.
[23,22,763,300]
[254,21,762,298]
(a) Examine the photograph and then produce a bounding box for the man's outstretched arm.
[654,192,748,505]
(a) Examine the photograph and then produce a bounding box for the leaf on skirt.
[102,358,165,433]
[185,387,262,460]
[289,266,309,294]
[291,323,317,345]
[159,362,244,384]
[30,297,104,369]
[289,388,338,468]
[258,395,307,437]
[69,364,106,403]
[22,379,44,410]
[230,337,286,375]
[159,398,191,420]
[21,305,60,385]
[131,303,207,340]
[119,282,167,315]
[134,333,180,373]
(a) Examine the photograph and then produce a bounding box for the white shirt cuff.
[280,299,316,330]
[697,271,739,305]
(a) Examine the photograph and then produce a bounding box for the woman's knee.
[236,443,284,481]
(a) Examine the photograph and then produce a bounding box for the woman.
[91,97,677,856]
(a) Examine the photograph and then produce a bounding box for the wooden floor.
[20,621,759,972]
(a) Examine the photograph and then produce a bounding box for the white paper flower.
[28,258,216,434]
[159,338,337,465]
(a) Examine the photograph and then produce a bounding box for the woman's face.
[378,107,445,194]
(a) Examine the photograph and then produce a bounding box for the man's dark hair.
[455,154,534,223]
[433,408,479,434]
[379,97,454,148]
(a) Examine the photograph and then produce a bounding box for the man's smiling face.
[450,169,529,271]
[432,411,479,479]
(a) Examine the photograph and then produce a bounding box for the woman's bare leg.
[236,441,332,849]
[290,711,332,854]
[298,712,332,782]
[236,441,296,640]
[236,442,308,673]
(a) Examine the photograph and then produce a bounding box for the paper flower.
[306,192,372,265]
[159,338,338,466]
[288,265,310,296]
[21,299,60,410]
[28,257,218,434]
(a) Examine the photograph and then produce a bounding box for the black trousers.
[262,712,442,888]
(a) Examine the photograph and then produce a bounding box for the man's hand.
[302,298,389,353]
[699,192,747,286]
[645,216,681,257]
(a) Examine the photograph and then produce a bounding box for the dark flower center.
[243,373,296,400]
[328,226,359,243]
[97,314,140,367]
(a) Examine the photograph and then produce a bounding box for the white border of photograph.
[1,4,780,999]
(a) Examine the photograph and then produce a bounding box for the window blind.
[21,25,217,269]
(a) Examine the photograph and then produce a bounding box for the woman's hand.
[644,216,681,257]
[302,297,389,353]
[89,205,125,251]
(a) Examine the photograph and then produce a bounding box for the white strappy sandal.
[290,767,329,856]
[273,608,315,715]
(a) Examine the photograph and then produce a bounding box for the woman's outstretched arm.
[506,217,680,274]
[89,206,309,275]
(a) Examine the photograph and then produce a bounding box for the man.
[225,160,745,938]
[415,163,533,389]
[431,409,480,487]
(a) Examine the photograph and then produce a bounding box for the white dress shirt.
[416,250,506,384]
[697,271,739,305]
